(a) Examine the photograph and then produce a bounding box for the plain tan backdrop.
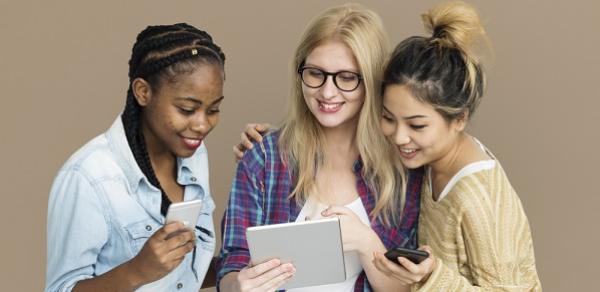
[1,0,598,291]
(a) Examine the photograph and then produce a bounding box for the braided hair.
[123,23,225,216]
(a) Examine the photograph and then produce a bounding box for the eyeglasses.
[298,66,363,92]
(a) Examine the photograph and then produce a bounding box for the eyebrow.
[304,63,358,73]
[382,105,427,120]
[176,96,225,105]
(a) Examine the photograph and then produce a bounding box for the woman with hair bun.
[372,2,542,290]
[46,23,226,291]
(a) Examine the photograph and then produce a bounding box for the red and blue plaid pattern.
[216,131,424,291]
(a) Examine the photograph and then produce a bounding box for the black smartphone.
[384,247,429,264]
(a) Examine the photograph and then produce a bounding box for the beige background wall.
[1,1,598,291]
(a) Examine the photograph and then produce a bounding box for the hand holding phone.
[384,247,429,264]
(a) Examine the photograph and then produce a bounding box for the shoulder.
[449,160,521,217]
[238,129,282,172]
[57,132,124,184]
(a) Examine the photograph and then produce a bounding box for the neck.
[321,120,359,167]
[429,132,468,180]
[141,122,176,177]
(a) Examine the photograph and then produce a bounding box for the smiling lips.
[318,100,344,113]
[182,136,202,150]
[398,148,419,159]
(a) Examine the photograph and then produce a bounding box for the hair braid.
[122,23,225,216]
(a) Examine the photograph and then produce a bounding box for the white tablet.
[246,217,346,289]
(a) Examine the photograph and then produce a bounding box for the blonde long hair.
[279,3,405,225]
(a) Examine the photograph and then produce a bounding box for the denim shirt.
[45,117,216,292]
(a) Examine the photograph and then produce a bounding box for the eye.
[306,68,324,77]
[338,72,359,82]
[410,124,427,130]
[207,107,221,115]
[178,107,195,115]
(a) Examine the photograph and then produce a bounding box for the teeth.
[184,138,200,146]
[319,102,342,109]
[401,149,416,154]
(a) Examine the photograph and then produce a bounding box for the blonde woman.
[218,4,424,292]
[372,2,542,290]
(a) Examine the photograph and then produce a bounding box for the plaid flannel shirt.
[217,131,424,291]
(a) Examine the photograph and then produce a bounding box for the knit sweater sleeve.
[415,175,541,292]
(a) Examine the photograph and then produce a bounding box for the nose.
[191,113,210,135]
[320,75,338,100]
[394,125,411,145]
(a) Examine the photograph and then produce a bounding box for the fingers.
[245,124,265,144]
[166,229,195,250]
[169,240,196,261]
[156,222,185,240]
[372,252,394,276]
[234,123,271,163]
[420,245,433,254]
[240,259,281,280]
[255,123,272,133]
[256,264,295,291]
[372,252,416,285]
[321,206,351,217]
[251,263,294,290]
[233,144,245,161]
[241,132,254,150]
[397,256,419,273]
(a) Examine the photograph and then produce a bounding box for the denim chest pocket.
[124,219,161,254]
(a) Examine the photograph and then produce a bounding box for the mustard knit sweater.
[414,151,542,291]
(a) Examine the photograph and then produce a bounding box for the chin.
[399,158,426,170]
[313,113,353,129]
[173,148,196,158]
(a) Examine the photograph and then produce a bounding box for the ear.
[452,111,469,132]
[131,78,153,107]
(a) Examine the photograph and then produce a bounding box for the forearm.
[359,230,409,292]
[72,260,145,292]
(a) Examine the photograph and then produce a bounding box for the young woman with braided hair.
[46,23,226,291]
[371,2,542,290]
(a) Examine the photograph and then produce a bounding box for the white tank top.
[287,197,370,292]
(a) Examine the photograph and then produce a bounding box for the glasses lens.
[301,68,325,88]
[335,71,360,91]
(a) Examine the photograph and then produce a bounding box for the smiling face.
[134,62,224,158]
[302,40,365,129]
[380,84,466,169]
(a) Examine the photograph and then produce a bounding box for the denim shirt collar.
[104,116,204,195]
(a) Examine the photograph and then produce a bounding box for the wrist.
[220,271,241,292]
[121,258,147,290]
[420,257,437,284]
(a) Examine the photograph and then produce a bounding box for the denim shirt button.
[177,283,183,289]
[145,225,152,231]
[190,176,197,182]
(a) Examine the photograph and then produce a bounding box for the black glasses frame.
[297,66,363,92]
